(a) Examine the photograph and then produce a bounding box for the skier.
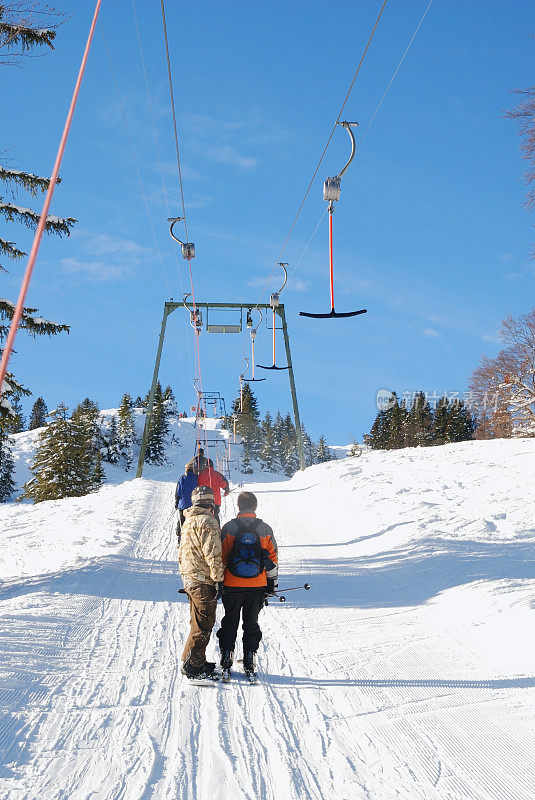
[197,458,230,522]
[174,464,198,537]
[192,446,209,475]
[178,485,224,681]
[217,491,278,681]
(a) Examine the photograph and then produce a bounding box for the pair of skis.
[221,666,257,685]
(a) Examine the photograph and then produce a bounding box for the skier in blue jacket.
[175,465,198,537]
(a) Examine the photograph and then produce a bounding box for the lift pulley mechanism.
[183,293,202,333]
[168,216,195,260]
[248,308,266,382]
[300,122,368,319]
[258,263,289,371]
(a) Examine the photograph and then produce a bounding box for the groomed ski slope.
[1,419,534,800]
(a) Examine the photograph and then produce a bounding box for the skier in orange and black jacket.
[216,491,277,677]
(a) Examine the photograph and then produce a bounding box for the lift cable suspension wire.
[101,29,172,297]
[251,0,388,314]
[0,0,102,399]
[160,0,212,468]
[130,0,193,382]
[286,0,434,289]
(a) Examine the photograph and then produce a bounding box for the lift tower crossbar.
[136,300,306,477]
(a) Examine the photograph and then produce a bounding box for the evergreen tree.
[386,395,409,449]
[29,396,48,429]
[71,399,104,492]
[301,425,318,467]
[316,434,334,462]
[0,426,15,501]
[365,409,390,450]
[117,393,136,471]
[6,394,24,432]
[102,416,121,464]
[432,395,450,445]
[226,383,260,470]
[348,438,362,457]
[162,385,178,417]
[408,392,434,447]
[0,11,73,425]
[23,404,103,502]
[145,382,169,465]
[445,400,476,443]
[259,412,279,472]
[279,413,299,475]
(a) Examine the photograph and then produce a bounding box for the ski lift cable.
[130,0,193,381]
[160,0,213,468]
[0,0,103,396]
[285,0,435,289]
[250,0,389,315]
[101,30,172,297]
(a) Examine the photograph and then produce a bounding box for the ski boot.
[243,651,258,684]
[220,650,234,683]
[183,657,219,682]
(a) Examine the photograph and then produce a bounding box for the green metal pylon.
[136,299,306,477]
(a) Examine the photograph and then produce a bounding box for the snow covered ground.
[1,418,534,800]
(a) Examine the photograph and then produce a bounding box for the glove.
[266,578,277,596]
[216,582,225,600]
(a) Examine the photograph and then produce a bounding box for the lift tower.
[136,300,306,477]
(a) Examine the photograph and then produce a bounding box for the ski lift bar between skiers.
[300,123,367,319]
[258,263,290,371]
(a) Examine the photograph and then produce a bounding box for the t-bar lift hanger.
[246,308,266,382]
[258,263,289,370]
[300,122,368,319]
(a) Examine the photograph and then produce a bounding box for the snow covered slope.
[1,423,534,800]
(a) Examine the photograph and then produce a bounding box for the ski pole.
[268,583,311,603]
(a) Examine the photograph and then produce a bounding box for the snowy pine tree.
[365,409,390,450]
[145,383,169,465]
[23,404,103,502]
[348,438,362,457]
[408,392,433,447]
[163,385,178,417]
[29,396,48,429]
[259,412,279,472]
[301,425,318,467]
[432,395,450,445]
[316,435,334,462]
[0,426,15,501]
[0,5,73,427]
[117,393,136,471]
[6,394,24,432]
[102,416,121,464]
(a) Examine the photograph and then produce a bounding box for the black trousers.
[217,590,265,653]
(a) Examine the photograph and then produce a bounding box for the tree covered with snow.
[0,424,15,501]
[0,3,67,65]
[316,434,334,463]
[0,8,73,425]
[29,396,48,429]
[117,393,136,471]
[145,382,169,466]
[101,415,121,465]
[23,403,104,503]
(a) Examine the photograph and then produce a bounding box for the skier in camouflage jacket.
[178,485,225,678]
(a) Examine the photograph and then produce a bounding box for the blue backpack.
[227,520,263,579]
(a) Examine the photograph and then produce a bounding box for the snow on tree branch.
[0,199,76,235]
[0,165,57,196]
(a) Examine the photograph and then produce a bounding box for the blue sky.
[2,0,533,444]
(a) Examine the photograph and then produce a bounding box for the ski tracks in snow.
[1,449,535,800]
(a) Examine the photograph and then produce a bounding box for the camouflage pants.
[182,583,218,667]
